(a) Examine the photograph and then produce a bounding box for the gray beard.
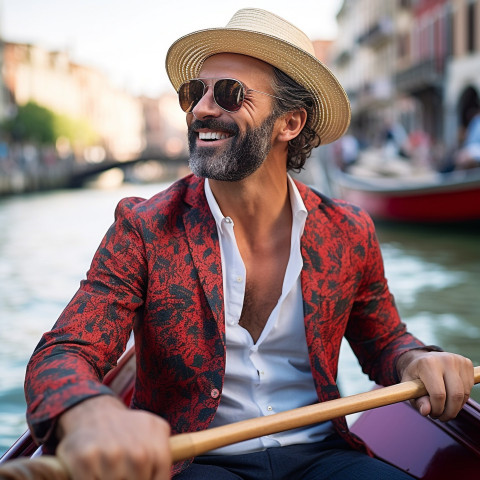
[188,113,277,181]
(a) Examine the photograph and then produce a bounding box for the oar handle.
[0,455,68,480]
[1,366,479,479]
[171,365,480,461]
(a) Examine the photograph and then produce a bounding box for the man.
[24,9,473,480]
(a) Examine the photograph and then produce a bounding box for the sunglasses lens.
[178,80,204,112]
[214,79,244,112]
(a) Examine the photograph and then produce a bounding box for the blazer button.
[210,388,220,399]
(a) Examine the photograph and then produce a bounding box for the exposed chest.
[238,243,290,343]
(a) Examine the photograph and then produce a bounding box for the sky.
[0,0,342,97]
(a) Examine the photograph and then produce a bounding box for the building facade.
[140,93,187,158]
[332,0,397,144]
[0,26,8,122]
[444,0,480,150]
[331,0,480,165]
[2,42,145,160]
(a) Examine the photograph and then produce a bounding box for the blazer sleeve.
[24,197,147,446]
[344,207,425,386]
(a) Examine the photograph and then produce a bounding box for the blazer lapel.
[183,177,225,341]
[298,182,339,399]
[300,184,328,355]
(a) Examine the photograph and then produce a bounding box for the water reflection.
[376,223,480,366]
[376,224,480,413]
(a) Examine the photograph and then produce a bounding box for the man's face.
[187,110,277,181]
[185,54,279,181]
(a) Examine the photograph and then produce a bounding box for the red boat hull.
[329,167,480,223]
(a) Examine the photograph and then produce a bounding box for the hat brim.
[166,28,351,145]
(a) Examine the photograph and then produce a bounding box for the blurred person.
[406,129,433,171]
[455,105,480,169]
[382,120,409,159]
[23,9,474,480]
[333,131,359,170]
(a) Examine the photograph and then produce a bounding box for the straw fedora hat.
[166,8,350,145]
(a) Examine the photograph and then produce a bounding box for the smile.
[198,130,233,141]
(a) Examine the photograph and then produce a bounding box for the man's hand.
[56,395,172,480]
[397,350,474,422]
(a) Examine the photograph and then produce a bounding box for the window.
[398,32,410,59]
[467,1,476,53]
[445,5,454,57]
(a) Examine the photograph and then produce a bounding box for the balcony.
[349,78,394,114]
[334,49,352,66]
[357,18,394,48]
[395,58,445,94]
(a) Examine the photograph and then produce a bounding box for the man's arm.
[25,197,175,478]
[342,205,474,417]
[25,197,147,444]
[343,206,426,386]
[396,349,474,421]
[55,395,172,480]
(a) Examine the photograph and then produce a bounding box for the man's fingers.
[435,372,462,421]
[412,395,431,417]
[56,401,172,480]
[460,358,475,396]
[400,351,474,422]
[436,364,474,421]
[60,441,170,480]
[152,461,172,480]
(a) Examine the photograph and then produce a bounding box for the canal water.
[1,179,479,456]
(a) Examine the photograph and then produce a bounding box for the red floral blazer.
[24,174,424,470]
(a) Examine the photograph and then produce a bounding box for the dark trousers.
[173,434,414,479]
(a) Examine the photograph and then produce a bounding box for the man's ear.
[276,109,307,142]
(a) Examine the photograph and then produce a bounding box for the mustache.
[189,119,240,135]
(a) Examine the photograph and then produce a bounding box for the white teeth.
[199,131,229,140]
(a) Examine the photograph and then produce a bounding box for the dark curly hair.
[271,67,321,171]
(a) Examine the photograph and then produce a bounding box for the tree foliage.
[4,101,56,143]
[2,101,98,146]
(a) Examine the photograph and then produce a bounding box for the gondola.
[1,345,479,479]
[326,156,480,224]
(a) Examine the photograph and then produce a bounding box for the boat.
[1,345,480,479]
[351,389,480,479]
[325,152,480,224]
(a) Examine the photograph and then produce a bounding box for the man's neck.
[208,168,291,240]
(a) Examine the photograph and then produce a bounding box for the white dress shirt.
[204,177,334,455]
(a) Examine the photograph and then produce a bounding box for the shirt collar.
[205,178,229,234]
[205,175,308,235]
[287,175,308,238]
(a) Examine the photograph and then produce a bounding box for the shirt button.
[210,388,220,399]
[224,217,232,223]
[236,275,243,283]
[267,405,273,411]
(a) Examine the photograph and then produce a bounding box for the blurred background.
[0,0,479,458]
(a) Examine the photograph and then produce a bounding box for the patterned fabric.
[24,174,424,474]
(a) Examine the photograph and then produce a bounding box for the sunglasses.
[178,78,283,114]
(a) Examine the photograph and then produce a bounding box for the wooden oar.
[171,365,480,461]
[1,366,479,480]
